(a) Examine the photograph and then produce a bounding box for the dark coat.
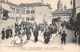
[1,30,5,39]
[25,26,31,40]
[25,27,31,35]
[48,26,53,33]
[33,31,38,36]
[6,29,10,39]
[61,33,67,40]
[8,29,12,34]
[33,30,39,42]
[33,26,39,36]
[6,29,9,35]
[1,30,5,35]
[44,31,50,43]
[10,29,12,35]
[44,31,50,39]
[78,34,80,44]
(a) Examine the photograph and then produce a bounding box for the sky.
[7,0,80,13]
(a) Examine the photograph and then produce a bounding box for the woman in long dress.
[33,25,39,42]
[43,28,50,44]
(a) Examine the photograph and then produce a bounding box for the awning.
[1,2,14,12]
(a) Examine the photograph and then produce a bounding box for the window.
[58,14,60,16]
[26,10,30,14]
[13,8,15,11]
[16,9,20,13]
[10,7,15,11]
[22,10,25,14]
[62,14,64,16]
[67,14,69,16]
[16,17,18,21]
[32,7,33,9]
[65,14,67,16]
[63,14,65,16]
[31,10,35,14]
[66,17,68,19]
[27,7,29,9]
[63,17,65,19]
[26,17,29,21]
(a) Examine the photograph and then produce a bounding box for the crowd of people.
[1,26,13,40]
[14,22,55,44]
[1,22,68,45]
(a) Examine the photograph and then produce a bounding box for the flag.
[70,0,72,5]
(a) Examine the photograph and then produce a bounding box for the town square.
[0,0,80,52]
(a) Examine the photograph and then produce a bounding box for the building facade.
[7,2,26,23]
[19,2,52,24]
[0,0,52,24]
[1,0,52,24]
[52,0,72,22]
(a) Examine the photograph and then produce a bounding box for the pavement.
[0,28,80,52]
[0,20,80,52]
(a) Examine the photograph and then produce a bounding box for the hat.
[63,30,65,32]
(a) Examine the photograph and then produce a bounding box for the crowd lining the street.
[0,21,80,45]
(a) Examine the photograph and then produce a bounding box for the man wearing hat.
[1,28,5,40]
[60,30,67,44]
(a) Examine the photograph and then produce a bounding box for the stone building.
[53,0,72,22]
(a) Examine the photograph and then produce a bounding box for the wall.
[35,6,52,24]
[53,13,71,22]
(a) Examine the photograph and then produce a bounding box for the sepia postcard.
[0,0,80,52]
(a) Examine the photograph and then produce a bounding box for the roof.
[6,2,25,9]
[19,2,52,9]
[53,9,72,14]
[0,2,14,12]
[19,2,42,7]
